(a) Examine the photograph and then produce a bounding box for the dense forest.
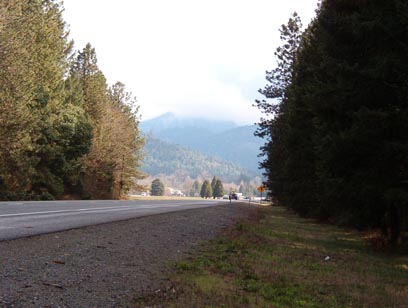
[256,0,408,246]
[0,0,144,200]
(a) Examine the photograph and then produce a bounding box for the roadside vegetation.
[0,1,144,201]
[134,205,408,308]
[255,1,408,246]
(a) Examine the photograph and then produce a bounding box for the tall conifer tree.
[305,0,408,243]
[71,44,145,199]
[0,0,91,198]
[255,12,303,205]
[260,0,408,245]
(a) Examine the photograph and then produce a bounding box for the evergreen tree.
[213,179,224,198]
[0,0,91,199]
[255,12,303,205]
[151,178,164,196]
[211,176,218,192]
[210,176,219,198]
[0,1,144,201]
[72,43,108,122]
[258,1,408,246]
[70,45,112,198]
[71,45,145,199]
[278,18,320,216]
[190,180,201,197]
[200,180,212,199]
[0,0,46,197]
[304,0,408,243]
[239,184,244,194]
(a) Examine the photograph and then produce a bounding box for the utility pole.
[119,154,125,198]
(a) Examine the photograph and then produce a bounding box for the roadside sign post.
[257,185,265,205]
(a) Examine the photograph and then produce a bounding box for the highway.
[0,199,221,241]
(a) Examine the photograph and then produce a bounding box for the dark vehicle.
[229,193,238,200]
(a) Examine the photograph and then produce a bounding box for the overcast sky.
[63,0,319,125]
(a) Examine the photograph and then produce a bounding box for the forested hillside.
[256,1,408,246]
[0,1,144,200]
[140,113,263,175]
[201,125,261,173]
[141,135,251,183]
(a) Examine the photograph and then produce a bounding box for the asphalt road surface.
[0,199,222,241]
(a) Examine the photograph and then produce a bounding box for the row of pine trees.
[0,0,144,200]
[148,176,224,198]
[256,0,408,246]
[200,176,224,199]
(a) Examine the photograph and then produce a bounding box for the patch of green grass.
[133,205,408,308]
[175,260,198,272]
[193,275,228,293]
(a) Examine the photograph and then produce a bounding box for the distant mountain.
[141,135,253,182]
[140,113,264,176]
[200,125,262,172]
[140,112,237,134]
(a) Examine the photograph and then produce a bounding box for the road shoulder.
[0,203,255,307]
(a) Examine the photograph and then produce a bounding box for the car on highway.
[230,193,238,200]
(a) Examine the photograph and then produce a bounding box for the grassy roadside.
[133,205,408,308]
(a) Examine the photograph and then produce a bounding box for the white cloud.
[63,0,319,124]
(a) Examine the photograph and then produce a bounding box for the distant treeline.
[256,1,408,246]
[0,1,144,200]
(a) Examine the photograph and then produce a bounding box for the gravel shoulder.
[0,203,256,307]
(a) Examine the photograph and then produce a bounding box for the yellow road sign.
[257,185,265,193]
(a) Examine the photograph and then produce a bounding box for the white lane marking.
[1,203,24,206]
[0,205,142,218]
[0,201,214,218]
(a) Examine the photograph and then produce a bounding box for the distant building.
[166,187,185,197]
